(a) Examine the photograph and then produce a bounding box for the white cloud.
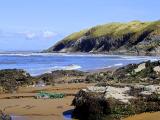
[25,32,37,39]
[43,31,57,39]
[0,29,59,40]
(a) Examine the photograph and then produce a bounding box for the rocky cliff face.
[46,20,160,55]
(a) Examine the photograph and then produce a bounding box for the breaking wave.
[44,64,82,74]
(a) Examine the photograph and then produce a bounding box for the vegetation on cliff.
[46,20,160,55]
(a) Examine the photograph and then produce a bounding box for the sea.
[0,52,160,76]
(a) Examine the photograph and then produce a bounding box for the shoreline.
[0,52,160,77]
[42,51,160,57]
[1,51,160,57]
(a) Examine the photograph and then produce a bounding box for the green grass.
[63,29,88,42]
[61,20,160,43]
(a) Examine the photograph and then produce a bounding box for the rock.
[0,69,33,93]
[72,85,160,120]
[36,70,86,84]
[134,63,146,73]
[153,66,160,73]
[113,60,160,84]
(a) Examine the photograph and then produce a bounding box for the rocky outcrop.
[46,20,160,55]
[0,69,87,93]
[84,60,160,84]
[113,60,160,84]
[36,70,87,84]
[0,69,33,93]
[72,85,160,120]
[1,60,160,93]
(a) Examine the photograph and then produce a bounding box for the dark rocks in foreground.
[0,69,87,93]
[0,69,33,93]
[36,70,87,84]
[72,85,160,120]
[71,60,160,120]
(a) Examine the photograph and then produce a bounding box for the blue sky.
[0,0,159,51]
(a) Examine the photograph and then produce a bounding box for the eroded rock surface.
[72,85,160,120]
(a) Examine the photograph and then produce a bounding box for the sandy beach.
[0,83,94,120]
[0,97,73,120]
[123,112,160,120]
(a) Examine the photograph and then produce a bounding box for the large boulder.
[72,85,160,120]
[0,69,32,92]
[37,70,86,84]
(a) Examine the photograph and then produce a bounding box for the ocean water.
[0,53,160,76]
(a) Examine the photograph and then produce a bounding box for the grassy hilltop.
[46,20,160,55]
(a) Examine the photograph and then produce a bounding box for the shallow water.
[11,115,75,120]
[63,109,76,120]
[0,53,159,76]
[11,116,26,120]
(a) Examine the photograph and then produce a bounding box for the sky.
[0,0,159,51]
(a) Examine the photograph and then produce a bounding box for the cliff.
[46,20,160,55]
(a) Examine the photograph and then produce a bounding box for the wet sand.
[0,97,74,120]
[0,83,94,120]
[123,112,160,120]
